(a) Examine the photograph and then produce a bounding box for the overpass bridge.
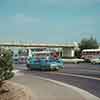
[0,42,78,57]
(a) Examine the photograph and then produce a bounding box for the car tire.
[73,62,77,64]
[26,64,32,71]
[55,67,59,71]
[40,66,46,71]
[92,61,96,64]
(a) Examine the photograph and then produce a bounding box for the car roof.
[82,49,100,52]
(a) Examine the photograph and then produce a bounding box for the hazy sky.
[0,0,99,43]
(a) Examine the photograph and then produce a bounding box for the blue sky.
[0,0,99,43]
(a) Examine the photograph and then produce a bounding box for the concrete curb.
[35,76,100,100]
[13,70,24,76]
[12,70,20,73]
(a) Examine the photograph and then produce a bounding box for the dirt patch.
[0,81,33,100]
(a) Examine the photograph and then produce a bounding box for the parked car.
[90,57,100,64]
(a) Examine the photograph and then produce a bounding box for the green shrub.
[0,48,14,86]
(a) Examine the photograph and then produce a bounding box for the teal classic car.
[26,57,64,71]
[26,49,64,71]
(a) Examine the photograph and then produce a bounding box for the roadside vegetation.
[0,48,14,93]
[75,36,99,58]
[0,48,32,100]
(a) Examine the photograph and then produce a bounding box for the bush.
[0,48,14,87]
[79,36,99,51]
[74,50,81,58]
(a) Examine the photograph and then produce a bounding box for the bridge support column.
[62,47,75,58]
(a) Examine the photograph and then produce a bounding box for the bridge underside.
[0,44,74,48]
[0,44,76,58]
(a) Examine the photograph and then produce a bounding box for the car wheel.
[27,64,32,71]
[55,67,59,71]
[92,61,96,64]
[40,67,46,71]
[73,62,77,64]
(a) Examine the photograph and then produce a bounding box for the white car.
[62,58,84,64]
[90,58,100,64]
[13,54,19,64]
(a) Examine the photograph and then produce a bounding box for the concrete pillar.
[62,47,75,58]
[71,48,75,57]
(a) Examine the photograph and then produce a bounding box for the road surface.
[15,63,100,98]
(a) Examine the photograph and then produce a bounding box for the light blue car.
[26,57,64,71]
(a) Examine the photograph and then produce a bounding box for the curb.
[12,70,20,73]
[13,70,24,76]
[35,75,100,100]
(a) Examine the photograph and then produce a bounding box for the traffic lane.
[60,63,100,77]
[25,71,100,98]
[15,63,100,70]
[15,63,100,78]
[15,64,100,98]
[61,68,100,78]
[63,63,100,70]
[15,63,100,71]
[15,63,100,79]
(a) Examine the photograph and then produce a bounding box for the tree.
[18,49,22,56]
[0,48,14,88]
[74,49,81,58]
[79,36,99,51]
[18,49,27,56]
[75,36,99,58]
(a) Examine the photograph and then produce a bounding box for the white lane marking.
[46,72,100,81]
[12,70,20,73]
[35,76,100,100]
[13,70,24,76]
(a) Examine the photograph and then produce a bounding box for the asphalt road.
[15,63,100,98]
[61,63,100,77]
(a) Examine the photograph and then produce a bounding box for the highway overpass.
[0,42,78,58]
